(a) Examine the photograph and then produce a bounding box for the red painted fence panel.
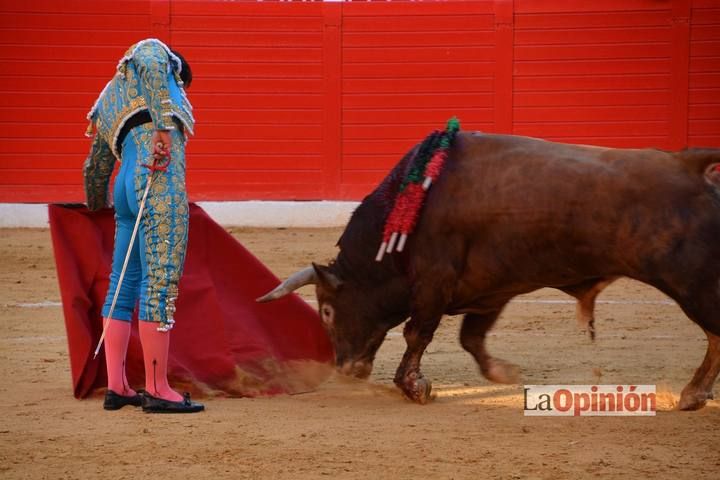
[0,0,718,203]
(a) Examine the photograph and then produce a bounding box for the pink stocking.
[138,321,183,402]
[104,318,137,396]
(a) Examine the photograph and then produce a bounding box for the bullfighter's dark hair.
[170,48,192,88]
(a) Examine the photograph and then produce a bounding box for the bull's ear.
[312,263,343,292]
[705,162,720,186]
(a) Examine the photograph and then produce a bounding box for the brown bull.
[259,132,720,410]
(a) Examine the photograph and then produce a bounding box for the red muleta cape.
[49,203,333,399]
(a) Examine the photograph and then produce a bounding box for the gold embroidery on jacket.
[129,125,189,324]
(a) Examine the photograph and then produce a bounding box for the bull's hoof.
[396,373,433,404]
[482,358,521,384]
[678,388,712,411]
[410,377,432,405]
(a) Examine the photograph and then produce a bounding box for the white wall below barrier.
[0,201,360,228]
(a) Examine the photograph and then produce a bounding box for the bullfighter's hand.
[151,129,172,162]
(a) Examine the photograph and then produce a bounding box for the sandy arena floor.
[0,226,718,479]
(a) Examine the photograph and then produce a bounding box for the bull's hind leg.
[679,330,720,411]
[460,309,520,384]
[674,285,720,410]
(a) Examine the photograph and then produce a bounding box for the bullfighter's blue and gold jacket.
[83,38,194,210]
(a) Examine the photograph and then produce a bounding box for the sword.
[92,144,168,359]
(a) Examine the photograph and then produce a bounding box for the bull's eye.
[320,304,334,325]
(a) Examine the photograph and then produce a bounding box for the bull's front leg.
[393,311,443,404]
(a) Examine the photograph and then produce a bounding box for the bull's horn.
[256,266,318,302]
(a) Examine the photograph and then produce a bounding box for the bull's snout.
[338,360,373,379]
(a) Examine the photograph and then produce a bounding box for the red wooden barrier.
[0,0,718,202]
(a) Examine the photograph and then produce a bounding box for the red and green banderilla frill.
[375,117,461,262]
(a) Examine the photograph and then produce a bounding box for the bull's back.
[418,132,720,289]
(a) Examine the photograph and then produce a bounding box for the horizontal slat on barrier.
[0,154,323,171]
[515,59,671,76]
[688,120,720,135]
[515,90,672,106]
[0,169,83,185]
[343,124,466,141]
[690,57,720,73]
[514,121,669,137]
[689,89,720,103]
[691,7,720,24]
[197,109,324,124]
[192,95,322,110]
[689,135,720,146]
[338,171,388,186]
[169,46,322,63]
[690,41,720,57]
[690,104,720,120]
[515,44,671,61]
[0,108,96,124]
[172,31,322,48]
[186,170,324,186]
[188,140,322,156]
[343,93,495,109]
[344,140,430,157]
[343,109,494,125]
[0,138,324,156]
[343,62,495,79]
[514,74,671,91]
[515,11,670,28]
[0,139,87,155]
[691,25,720,41]
[187,125,323,141]
[0,154,87,170]
[171,1,322,16]
[0,13,149,30]
[171,15,320,32]
[515,27,671,45]
[537,137,669,148]
[342,3,492,16]
[343,15,493,32]
[0,45,138,61]
[514,0,669,14]
[197,62,322,78]
[343,77,494,94]
[0,29,146,45]
[0,169,325,186]
[192,78,323,94]
[344,31,496,48]
[0,0,147,14]
[0,123,88,139]
[2,60,120,77]
[0,77,110,93]
[344,46,495,63]
[513,105,670,122]
[690,73,720,88]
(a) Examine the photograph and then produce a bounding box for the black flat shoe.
[141,391,205,414]
[103,390,143,410]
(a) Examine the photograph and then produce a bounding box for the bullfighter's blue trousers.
[101,123,189,328]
